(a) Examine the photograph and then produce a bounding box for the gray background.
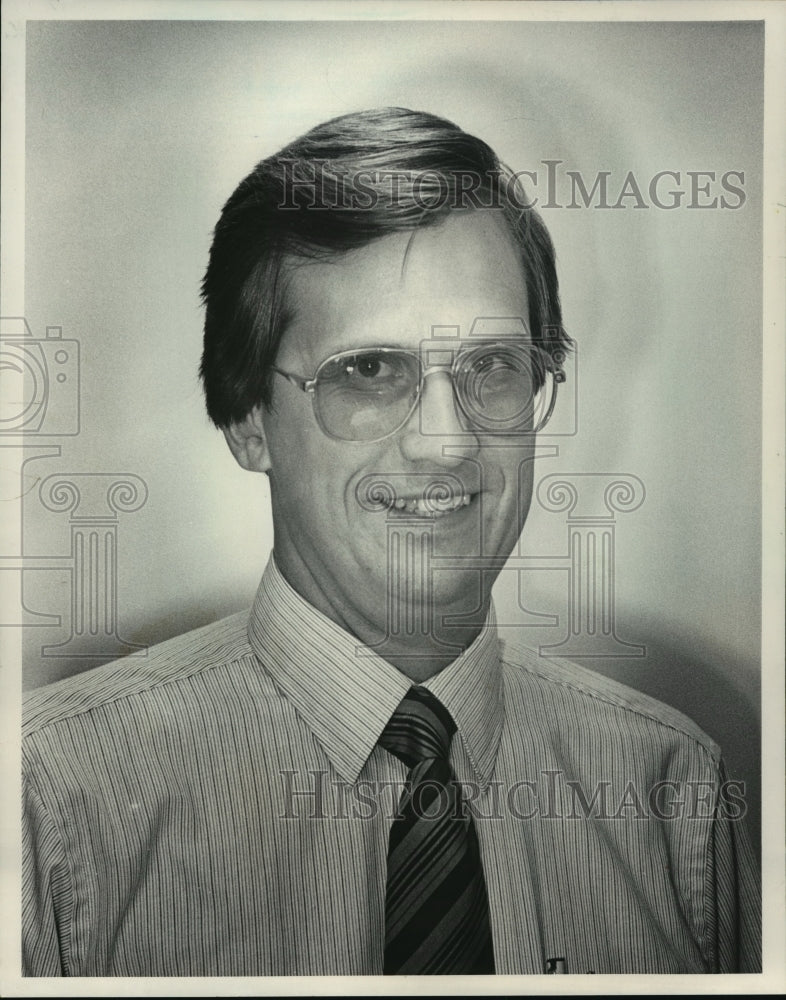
[19,20,762,851]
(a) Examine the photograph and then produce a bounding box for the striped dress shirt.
[22,556,761,976]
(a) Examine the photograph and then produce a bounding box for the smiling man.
[222,210,542,681]
[23,108,760,977]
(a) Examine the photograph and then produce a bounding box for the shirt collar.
[248,555,504,788]
[424,607,504,791]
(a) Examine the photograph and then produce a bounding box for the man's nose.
[397,371,479,463]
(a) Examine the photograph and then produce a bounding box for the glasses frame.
[270,340,567,443]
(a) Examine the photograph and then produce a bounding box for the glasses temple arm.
[270,365,317,394]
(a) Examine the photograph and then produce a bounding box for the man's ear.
[222,407,271,473]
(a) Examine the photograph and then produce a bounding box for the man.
[23,108,760,976]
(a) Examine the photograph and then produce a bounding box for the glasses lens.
[455,342,551,432]
[314,349,420,441]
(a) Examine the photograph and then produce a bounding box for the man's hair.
[200,107,570,428]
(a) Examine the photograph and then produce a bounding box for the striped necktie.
[378,685,495,974]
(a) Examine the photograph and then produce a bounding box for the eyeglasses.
[270,340,566,443]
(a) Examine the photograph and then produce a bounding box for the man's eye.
[467,349,528,376]
[475,354,518,372]
[342,353,406,383]
[353,356,383,379]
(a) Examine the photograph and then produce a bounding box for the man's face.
[256,210,536,648]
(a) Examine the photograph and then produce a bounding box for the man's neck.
[270,549,489,682]
[360,619,486,683]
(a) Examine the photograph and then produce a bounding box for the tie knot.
[379,687,456,768]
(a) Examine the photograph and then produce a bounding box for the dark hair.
[200,107,570,427]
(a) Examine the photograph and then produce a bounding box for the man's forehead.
[280,211,529,360]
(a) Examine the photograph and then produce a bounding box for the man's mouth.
[385,492,475,519]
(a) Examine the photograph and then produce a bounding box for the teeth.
[389,494,472,517]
